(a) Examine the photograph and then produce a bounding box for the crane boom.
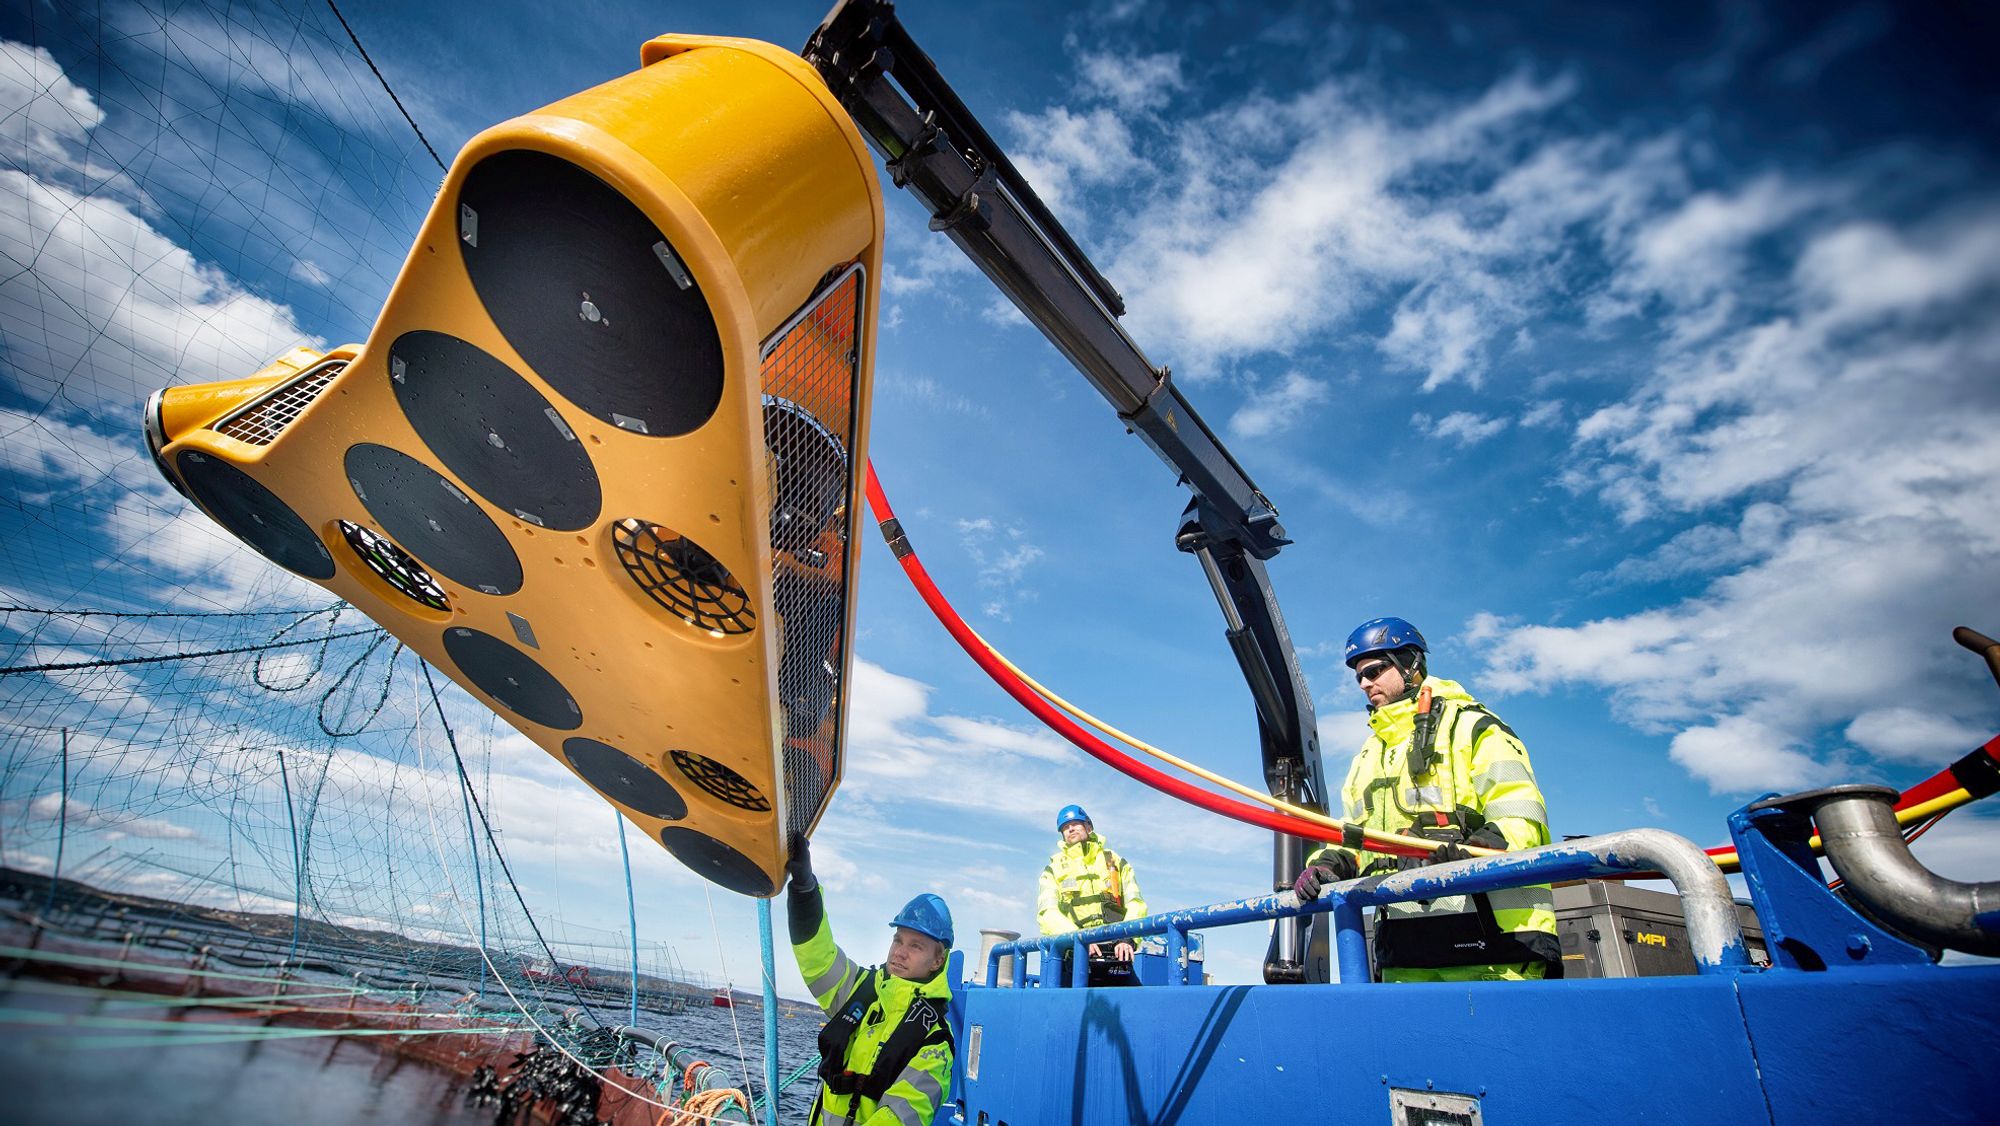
[806,0,1329,980]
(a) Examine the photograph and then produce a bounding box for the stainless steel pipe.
[1350,827,1749,970]
[1810,785,2000,957]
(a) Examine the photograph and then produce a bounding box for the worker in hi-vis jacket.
[788,838,955,1125]
[1038,803,1148,985]
[1292,617,1560,982]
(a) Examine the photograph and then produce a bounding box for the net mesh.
[0,0,726,1059]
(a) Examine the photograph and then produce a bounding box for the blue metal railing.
[986,828,1752,986]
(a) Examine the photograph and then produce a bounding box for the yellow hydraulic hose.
[1706,788,1973,873]
[963,625,1492,859]
[968,624,1982,874]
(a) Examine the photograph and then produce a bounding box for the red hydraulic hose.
[1889,733,2000,811]
[866,462,2000,866]
[863,462,1425,857]
[1696,732,2000,865]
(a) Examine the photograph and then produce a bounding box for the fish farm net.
[0,1,779,1116]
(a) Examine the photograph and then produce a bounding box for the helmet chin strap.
[1379,649,1426,707]
[1399,650,1427,689]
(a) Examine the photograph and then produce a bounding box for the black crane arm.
[804,0,1286,559]
[805,2,1329,977]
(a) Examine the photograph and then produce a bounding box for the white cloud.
[954,517,1045,620]
[25,792,198,839]
[1228,371,1330,439]
[1315,707,1372,761]
[1382,277,1518,389]
[1770,6,1893,87]
[289,259,333,287]
[107,488,325,610]
[0,40,103,167]
[1095,69,1576,376]
[1077,51,1184,113]
[1477,195,2000,792]
[1519,400,1563,429]
[0,168,319,418]
[1668,716,1827,794]
[877,370,990,418]
[1794,211,2000,328]
[1845,708,1989,765]
[0,407,138,499]
[1617,175,1819,315]
[1423,410,1509,445]
[1004,105,1144,217]
[842,658,1073,823]
[881,234,977,299]
[1595,502,1787,586]
[1907,809,2000,887]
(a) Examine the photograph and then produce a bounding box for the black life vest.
[815,970,954,1107]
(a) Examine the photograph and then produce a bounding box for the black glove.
[1292,851,1358,901]
[786,833,816,894]
[1427,825,1507,864]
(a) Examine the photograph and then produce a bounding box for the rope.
[0,604,341,619]
[0,627,384,675]
[751,1053,822,1117]
[702,882,757,1111]
[407,689,677,1115]
[44,728,68,917]
[418,660,593,1014]
[619,811,641,1030]
[645,1056,752,1125]
[323,0,447,171]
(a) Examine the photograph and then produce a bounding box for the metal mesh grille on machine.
[339,520,449,611]
[214,360,345,446]
[610,518,755,635]
[761,265,863,838]
[669,749,771,812]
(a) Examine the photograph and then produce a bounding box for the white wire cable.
[704,880,760,1125]
[409,674,678,1112]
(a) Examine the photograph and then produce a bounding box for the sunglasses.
[1354,660,1398,685]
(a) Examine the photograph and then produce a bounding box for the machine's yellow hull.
[147,34,883,897]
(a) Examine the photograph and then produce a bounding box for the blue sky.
[3,0,1998,998]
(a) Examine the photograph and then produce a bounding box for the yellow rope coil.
[663,1086,748,1125]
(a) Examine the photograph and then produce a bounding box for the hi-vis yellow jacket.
[1037,834,1146,935]
[792,887,954,1126]
[1308,676,1559,971]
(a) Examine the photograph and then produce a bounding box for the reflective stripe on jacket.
[792,887,954,1126]
[1037,834,1147,935]
[1308,676,1557,969]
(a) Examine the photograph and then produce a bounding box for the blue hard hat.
[890,893,954,947]
[1055,804,1091,833]
[1344,617,1428,667]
